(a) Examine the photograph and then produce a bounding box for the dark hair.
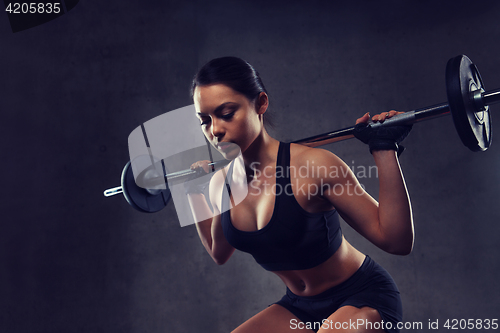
[191,57,273,128]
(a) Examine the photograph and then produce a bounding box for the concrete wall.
[2,0,500,332]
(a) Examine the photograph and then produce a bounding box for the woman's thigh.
[318,305,385,333]
[232,304,314,333]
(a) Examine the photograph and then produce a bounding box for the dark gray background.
[2,0,500,332]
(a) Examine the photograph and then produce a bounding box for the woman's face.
[193,84,265,160]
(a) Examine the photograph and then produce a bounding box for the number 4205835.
[6,3,61,14]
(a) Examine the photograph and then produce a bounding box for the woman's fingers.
[371,110,403,122]
[356,110,406,125]
[355,112,371,124]
[190,160,211,173]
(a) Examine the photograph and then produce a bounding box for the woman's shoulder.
[289,143,346,169]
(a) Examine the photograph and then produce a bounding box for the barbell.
[103,54,500,213]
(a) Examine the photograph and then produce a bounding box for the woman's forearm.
[372,150,414,255]
[187,193,234,264]
[187,193,215,254]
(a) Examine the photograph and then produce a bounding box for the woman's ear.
[255,92,269,115]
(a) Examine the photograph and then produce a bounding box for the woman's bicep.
[321,154,387,247]
[332,188,384,244]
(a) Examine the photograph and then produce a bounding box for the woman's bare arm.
[186,170,235,265]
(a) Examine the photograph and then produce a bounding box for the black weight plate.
[446,54,491,152]
[121,161,171,213]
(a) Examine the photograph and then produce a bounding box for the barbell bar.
[295,55,498,149]
[103,54,500,213]
[293,89,499,147]
[103,159,231,197]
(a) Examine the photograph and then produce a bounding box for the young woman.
[185,56,413,333]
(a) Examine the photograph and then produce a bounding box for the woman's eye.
[200,118,210,126]
[221,111,235,120]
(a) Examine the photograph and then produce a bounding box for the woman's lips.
[217,142,234,152]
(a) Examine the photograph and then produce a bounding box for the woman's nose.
[211,118,225,138]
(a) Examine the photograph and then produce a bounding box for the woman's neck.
[241,130,280,175]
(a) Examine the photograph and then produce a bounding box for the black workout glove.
[353,122,412,156]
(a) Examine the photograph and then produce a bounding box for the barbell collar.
[482,88,500,108]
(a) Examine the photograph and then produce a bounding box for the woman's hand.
[189,160,212,174]
[353,110,412,155]
[184,160,213,195]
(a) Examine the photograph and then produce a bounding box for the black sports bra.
[220,142,342,271]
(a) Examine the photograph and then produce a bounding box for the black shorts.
[274,256,403,333]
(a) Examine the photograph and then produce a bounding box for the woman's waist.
[273,239,366,297]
